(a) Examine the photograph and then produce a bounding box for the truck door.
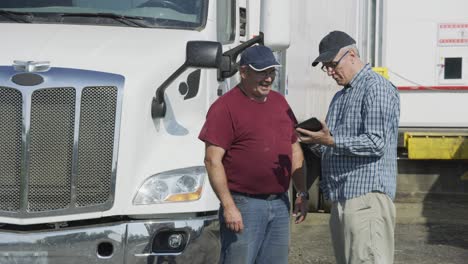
[215,0,237,97]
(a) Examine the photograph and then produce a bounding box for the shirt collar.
[347,64,372,89]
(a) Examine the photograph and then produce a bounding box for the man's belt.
[232,191,284,201]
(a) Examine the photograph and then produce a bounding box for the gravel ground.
[289,202,468,264]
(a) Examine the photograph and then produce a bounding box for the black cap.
[312,31,356,67]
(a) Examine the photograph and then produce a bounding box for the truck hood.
[0,23,202,76]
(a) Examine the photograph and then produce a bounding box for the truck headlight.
[133,166,206,205]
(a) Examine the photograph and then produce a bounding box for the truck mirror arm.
[151,63,188,118]
[217,33,264,81]
[152,41,222,119]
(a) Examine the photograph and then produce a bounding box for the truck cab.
[0,1,292,263]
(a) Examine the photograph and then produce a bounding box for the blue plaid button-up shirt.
[320,64,400,201]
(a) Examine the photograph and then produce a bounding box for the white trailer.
[286,0,468,209]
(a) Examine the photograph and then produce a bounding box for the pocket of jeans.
[280,194,291,212]
[232,194,249,207]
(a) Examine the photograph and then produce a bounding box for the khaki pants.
[329,192,396,264]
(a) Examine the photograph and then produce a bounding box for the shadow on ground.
[397,159,468,250]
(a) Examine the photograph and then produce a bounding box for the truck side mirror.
[185,41,222,68]
[152,41,222,119]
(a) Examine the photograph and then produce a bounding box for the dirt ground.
[289,201,468,264]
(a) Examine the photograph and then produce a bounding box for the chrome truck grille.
[0,67,124,217]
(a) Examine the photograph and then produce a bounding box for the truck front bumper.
[0,215,220,264]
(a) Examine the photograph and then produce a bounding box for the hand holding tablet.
[295,117,323,132]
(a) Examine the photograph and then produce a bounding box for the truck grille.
[0,83,119,216]
[0,88,22,212]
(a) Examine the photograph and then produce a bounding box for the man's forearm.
[333,133,385,157]
[291,142,306,192]
[205,161,235,209]
[292,168,306,193]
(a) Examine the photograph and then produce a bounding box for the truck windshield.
[0,0,207,29]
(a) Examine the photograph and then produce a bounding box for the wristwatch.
[296,191,309,200]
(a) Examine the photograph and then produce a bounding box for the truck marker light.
[165,188,203,202]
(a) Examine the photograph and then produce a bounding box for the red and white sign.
[438,23,468,46]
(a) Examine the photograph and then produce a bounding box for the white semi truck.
[0,0,467,263]
[0,0,293,263]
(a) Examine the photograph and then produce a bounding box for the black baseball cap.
[240,45,281,71]
[312,31,356,67]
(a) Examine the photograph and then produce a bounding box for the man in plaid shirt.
[297,31,400,264]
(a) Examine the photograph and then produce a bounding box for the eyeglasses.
[321,50,350,72]
[250,68,277,78]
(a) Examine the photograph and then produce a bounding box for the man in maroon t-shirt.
[199,45,309,264]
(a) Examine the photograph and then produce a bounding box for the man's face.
[322,49,353,86]
[241,67,276,99]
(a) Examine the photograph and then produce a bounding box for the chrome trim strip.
[20,89,31,213]
[111,83,124,205]
[0,66,125,217]
[70,89,82,208]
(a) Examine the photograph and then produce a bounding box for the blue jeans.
[218,193,290,264]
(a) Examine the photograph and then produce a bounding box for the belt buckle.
[265,194,278,201]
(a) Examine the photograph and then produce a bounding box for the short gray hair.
[341,44,359,57]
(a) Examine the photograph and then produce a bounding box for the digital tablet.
[295,117,323,132]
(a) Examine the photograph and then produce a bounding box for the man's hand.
[204,143,244,232]
[223,205,244,233]
[296,119,334,146]
[292,196,308,224]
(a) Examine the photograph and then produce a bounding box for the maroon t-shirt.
[199,86,298,194]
